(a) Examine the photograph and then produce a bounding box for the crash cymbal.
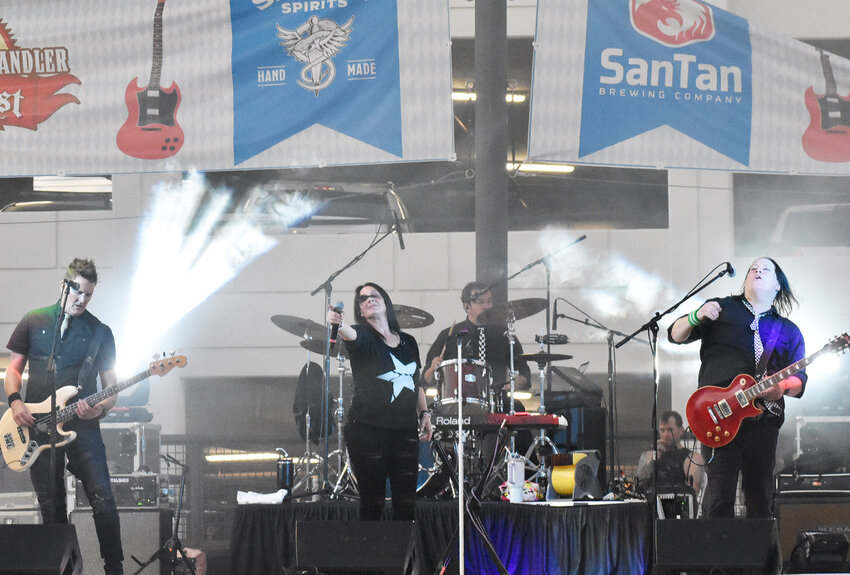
[393,304,434,329]
[520,352,573,365]
[300,337,349,358]
[478,298,547,324]
[271,315,326,340]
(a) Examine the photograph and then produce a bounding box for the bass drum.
[417,439,453,498]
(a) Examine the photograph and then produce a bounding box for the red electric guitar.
[802,49,850,163]
[687,333,850,449]
[116,0,184,159]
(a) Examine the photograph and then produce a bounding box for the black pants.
[701,417,781,518]
[30,426,124,575]
[345,422,419,520]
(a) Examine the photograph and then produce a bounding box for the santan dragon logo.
[630,0,715,47]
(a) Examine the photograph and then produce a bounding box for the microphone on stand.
[63,279,80,290]
[723,262,736,278]
[329,302,344,351]
[552,300,559,330]
[391,210,406,250]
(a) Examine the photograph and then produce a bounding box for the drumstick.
[439,321,456,359]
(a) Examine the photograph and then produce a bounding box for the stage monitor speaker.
[775,496,850,565]
[654,519,780,575]
[71,508,172,575]
[296,520,414,575]
[0,524,82,574]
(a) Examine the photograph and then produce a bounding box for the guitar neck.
[746,347,825,400]
[53,369,151,425]
[820,51,839,98]
[148,0,165,89]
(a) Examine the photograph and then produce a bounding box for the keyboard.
[432,412,567,432]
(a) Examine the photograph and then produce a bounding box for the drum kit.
[271,297,574,501]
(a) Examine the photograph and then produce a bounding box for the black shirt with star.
[346,324,421,430]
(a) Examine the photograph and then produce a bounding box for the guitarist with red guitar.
[668,257,806,520]
[5,259,125,575]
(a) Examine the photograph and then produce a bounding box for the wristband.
[7,392,21,406]
[687,310,702,327]
[419,410,431,420]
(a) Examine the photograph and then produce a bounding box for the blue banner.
[230,0,402,164]
[579,0,752,165]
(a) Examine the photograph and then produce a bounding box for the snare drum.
[434,358,491,416]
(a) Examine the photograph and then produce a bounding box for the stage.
[229,499,651,574]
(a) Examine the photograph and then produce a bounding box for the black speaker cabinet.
[71,508,172,575]
[0,524,82,574]
[654,518,780,575]
[775,496,850,565]
[296,520,415,574]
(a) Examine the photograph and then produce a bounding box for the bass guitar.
[802,49,850,163]
[116,0,183,159]
[1,355,187,472]
[687,334,849,448]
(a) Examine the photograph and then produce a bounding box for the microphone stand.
[551,297,649,490]
[44,283,72,525]
[309,222,401,493]
[613,265,733,543]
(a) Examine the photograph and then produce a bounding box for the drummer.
[423,281,532,402]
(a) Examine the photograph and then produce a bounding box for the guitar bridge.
[3,433,13,450]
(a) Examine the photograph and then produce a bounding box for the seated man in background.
[637,410,704,515]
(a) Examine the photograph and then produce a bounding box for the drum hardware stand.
[291,402,324,498]
[524,349,560,483]
[552,296,649,490]
[329,352,358,498]
[132,454,195,575]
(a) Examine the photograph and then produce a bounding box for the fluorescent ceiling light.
[506,162,575,174]
[452,91,526,103]
[33,176,112,193]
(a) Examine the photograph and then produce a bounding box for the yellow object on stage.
[549,451,590,497]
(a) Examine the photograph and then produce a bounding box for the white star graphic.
[377,353,417,402]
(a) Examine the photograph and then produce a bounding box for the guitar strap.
[755,317,784,418]
[78,323,107,389]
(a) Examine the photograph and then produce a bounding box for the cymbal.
[478,298,547,324]
[300,337,349,358]
[394,304,434,329]
[271,315,326,340]
[520,352,573,365]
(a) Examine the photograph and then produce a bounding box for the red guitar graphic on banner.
[117,0,183,159]
[802,49,850,162]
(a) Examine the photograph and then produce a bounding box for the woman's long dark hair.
[352,282,401,341]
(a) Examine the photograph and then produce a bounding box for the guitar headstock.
[826,333,850,355]
[149,354,188,377]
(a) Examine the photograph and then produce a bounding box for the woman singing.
[327,282,433,520]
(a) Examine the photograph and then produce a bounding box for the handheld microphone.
[63,279,80,290]
[552,300,559,330]
[329,302,344,345]
[724,262,736,278]
[391,210,406,250]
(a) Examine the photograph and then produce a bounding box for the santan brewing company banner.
[0,0,453,177]
[528,0,850,176]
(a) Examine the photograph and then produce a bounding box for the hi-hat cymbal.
[520,352,573,365]
[394,305,434,329]
[271,315,326,340]
[478,298,547,324]
[300,337,349,358]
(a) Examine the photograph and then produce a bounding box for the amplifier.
[101,423,161,474]
[75,474,161,508]
[776,473,850,495]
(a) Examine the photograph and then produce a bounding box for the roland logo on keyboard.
[434,415,471,427]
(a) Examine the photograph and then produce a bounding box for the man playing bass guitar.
[5,258,124,575]
[668,257,806,519]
